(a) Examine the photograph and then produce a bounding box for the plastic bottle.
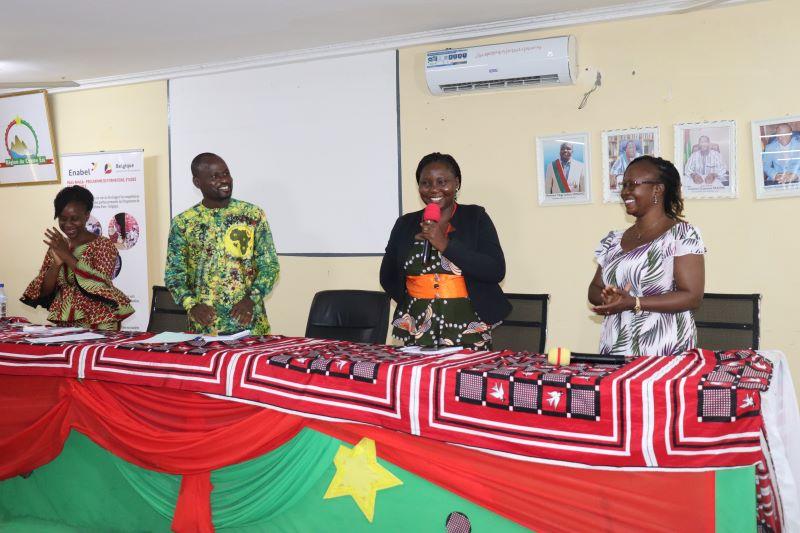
[0,283,6,319]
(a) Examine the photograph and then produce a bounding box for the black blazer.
[379,204,511,324]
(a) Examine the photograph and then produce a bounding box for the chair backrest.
[305,290,390,344]
[694,293,761,350]
[491,293,549,353]
[147,286,189,333]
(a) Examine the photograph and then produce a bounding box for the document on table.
[136,332,202,344]
[399,346,464,355]
[27,332,108,344]
[23,326,86,335]
[201,330,250,342]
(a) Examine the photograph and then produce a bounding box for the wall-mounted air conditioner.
[425,36,577,95]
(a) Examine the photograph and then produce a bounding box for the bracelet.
[633,296,642,315]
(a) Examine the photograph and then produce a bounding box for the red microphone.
[422,202,441,265]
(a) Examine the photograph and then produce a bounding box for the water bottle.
[0,283,6,319]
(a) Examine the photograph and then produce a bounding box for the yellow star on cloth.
[324,437,403,522]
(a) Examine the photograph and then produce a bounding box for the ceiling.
[0,0,747,87]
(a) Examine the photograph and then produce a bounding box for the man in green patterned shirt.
[165,153,280,335]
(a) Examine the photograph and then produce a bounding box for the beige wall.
[0,82,170,323]
[398,0,800,391]
[0,0,797,401]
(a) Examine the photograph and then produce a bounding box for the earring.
[652,195,659,205]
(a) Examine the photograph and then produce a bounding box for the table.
[1,322,798,532]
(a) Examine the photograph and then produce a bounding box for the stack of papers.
[202,330,250,342]
[27,332,107,344]
[399,346,464,356]
[23,326,85,335]
[135,330,251,344]
[136,332,202,344]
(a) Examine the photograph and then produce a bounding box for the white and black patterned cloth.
[697,350,773,422]
[455,353,621,421]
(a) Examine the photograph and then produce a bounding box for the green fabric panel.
[113,452,181,520]
[0,431,173,532]
[220,429,528,532]
[1,427,526,532]
[209,427,340,527]
[715,466,756,533]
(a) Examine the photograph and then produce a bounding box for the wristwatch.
[633,296,642,315]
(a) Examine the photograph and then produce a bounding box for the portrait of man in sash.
[537,133,592,206]
[545,142,585,194]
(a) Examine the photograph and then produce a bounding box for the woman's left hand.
[44,228,72,263]
[419,220,448,252]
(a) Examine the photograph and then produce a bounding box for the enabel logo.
[104,163,113,174]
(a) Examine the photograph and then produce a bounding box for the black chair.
[491,293,549,353]
[147,286,189,333]
[305,290,390,344]
[694,293,761,350]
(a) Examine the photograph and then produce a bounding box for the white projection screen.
[169,50,400,255]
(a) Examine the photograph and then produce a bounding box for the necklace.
[632,218,666,242]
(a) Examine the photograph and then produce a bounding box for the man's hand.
[190,303,216,326]
[705,173,718,184]
[231,297,255,326]
[691,173,703,184]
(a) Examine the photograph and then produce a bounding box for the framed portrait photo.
[536,132,591,206]
[674,120,736,199]
[0,90,60,187]
[751,116,800,199]
[601,127,659,203]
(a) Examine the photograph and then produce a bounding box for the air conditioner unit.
[425,36,576,95]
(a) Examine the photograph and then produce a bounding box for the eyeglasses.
[620,179,660,191]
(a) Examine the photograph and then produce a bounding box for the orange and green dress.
[21,237,134,331]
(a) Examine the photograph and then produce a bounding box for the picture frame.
[673,120,736,199]
[0,90,60,187]
[751,115,800,200]
[601,127,660,203]
[536,132,591,206]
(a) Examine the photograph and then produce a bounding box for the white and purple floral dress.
[594,221,706,356]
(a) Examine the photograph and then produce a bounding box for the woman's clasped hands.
[592,282,635,316]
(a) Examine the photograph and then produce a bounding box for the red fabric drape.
[2,374,719,533]
[308,420,717,533]
[0,375,304,532]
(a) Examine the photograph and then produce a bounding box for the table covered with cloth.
[1,320,798,532]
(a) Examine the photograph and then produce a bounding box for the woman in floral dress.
[380,153,510,349]
[22,186,133,331]
[589,156,706,356]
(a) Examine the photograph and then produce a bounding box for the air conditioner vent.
[439,74,561,93]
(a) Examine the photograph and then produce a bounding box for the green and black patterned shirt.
[165,199,279,335]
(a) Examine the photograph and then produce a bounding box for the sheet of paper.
[22,326,85,335]
[136,332,202,344]
[202,330,251,342]
[27,332,107,344]
[399,346,464,356]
